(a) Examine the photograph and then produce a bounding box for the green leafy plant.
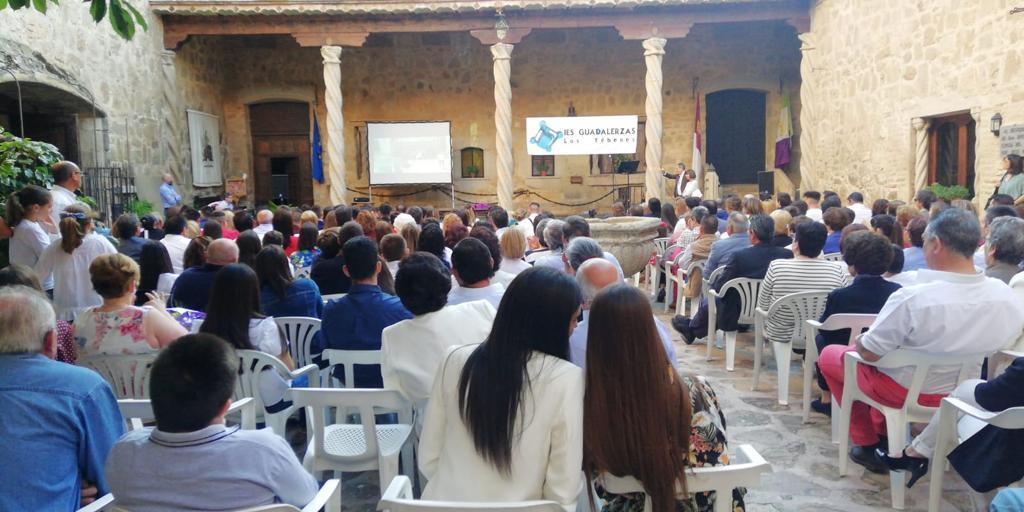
[1,0,147,40]
[465,165,481,178]
[126,198,153,217]
[927,183,971,201]
[0,125,60,199]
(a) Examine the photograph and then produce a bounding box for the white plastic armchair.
[598,444,772,512]
[927,398,1024,512]
[802,314,878,440]
[705,277,761,370]
[117,397,257,432]
[292,388,413,498]
[321,349,382,389]
[837,349,984,510]
[84,480,343,512]
[378,476,564,511]
[666,258,705,315]
[647,237,671,298]
[78,354,158,399]
[751,291,830,405]
[822,252,843,262]
[322,293,347,303]
[76,493,115,512]
[274,317,324,384]
[986,349,1024,379]
[236,349,319,437]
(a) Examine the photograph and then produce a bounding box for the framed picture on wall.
[187,110,223,186]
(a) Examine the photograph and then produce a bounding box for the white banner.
[526,115,638,156]
[187,110,223,187]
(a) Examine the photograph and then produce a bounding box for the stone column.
[321,45,347,205]
[912,117,929,193]
[797,33,817,193]
[642,37,667,202]
[492,43,514,210]
[160,50,186,192]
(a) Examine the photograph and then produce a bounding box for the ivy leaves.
[0,126,61,198]
[4,0,147,40]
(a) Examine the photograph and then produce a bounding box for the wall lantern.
[495,9,509,42]
[991,112,1003,136]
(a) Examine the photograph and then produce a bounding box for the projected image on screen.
[367,122,453,185]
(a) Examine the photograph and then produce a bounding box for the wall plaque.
[1000,124,1024,156]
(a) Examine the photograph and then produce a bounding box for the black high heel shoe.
[877,448,929,488]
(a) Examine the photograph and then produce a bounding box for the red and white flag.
[691,97,703,187]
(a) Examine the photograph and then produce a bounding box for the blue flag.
[311,113,324,184]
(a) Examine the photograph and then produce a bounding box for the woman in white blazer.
[418,266,585,511]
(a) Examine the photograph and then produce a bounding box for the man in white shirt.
[570,258,678,370]
[49,161,83,226]
[252,209,274,240]
[803,191,823,222]
[448,237,505,310]
[818,208,1024,473]
[106,333,318,511]
[160,215,191,274]
[383,253,496,424]
[847,191,873,225]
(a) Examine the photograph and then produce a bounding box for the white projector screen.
[367,122,453,185]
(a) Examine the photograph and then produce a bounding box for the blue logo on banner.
[529,120,563,153]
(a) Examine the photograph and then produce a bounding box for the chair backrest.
[813,313,878,346]
[291,388,411,466]
[379,476,563,512]
[766,291,831,348]
[822,252,843,262]
[322,348,382,388]
[322,293,347,302]
[598,444,772,512]
[118,397,257,431]
[235,349,291,408]
[858,349,986,420]
[78,354,158,399]
[274,317,322,369]
[702,266,727,298]
[683,259,705,276]
[717,278,762,323]
[653,237,670,256]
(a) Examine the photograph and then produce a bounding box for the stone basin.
[587,216,662,277]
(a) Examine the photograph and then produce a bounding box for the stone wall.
[802,0,1023,205]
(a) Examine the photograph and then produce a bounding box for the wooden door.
[928,114,976,197]
[249,102,313,205]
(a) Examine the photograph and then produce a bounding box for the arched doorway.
[0,80,103,164]
[706,89,767,187]
[249,102,312,206]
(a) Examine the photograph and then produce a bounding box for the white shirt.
[157,273,178,295]
[10,219,56,289]
[806,208,823,222]
[569,310,678,371]
[849,202,872,225]
[490,270,518,288]
[448,283,505,311]
[161,234,192,274]
[419,345,584,511]
[860,269,1024,393]
[386,260,401,278]
[516,218,535,239]
[106,424,318,512]
[34,233,117,321]
[381,301,496,423]
[681,179,703,199]
[501,257,532,276]
[49,185,78,226]
[208,200,234,211]
[253,223,273,240]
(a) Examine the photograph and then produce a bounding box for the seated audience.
[321,237,412,387]
[822,207,851,255]
[499,227,532,276]
[561,215,624,275]
[310,222,362,295]
[872,198,890,217]
[489,206,510,237]
[35,204,117,321]
[382,253,496,419]
[821,194,842,212]
[418,222,449,267]
[289,222,320,275]
[471,224,517,286]
[170,239,238,311]
[399,222,421,253]
[137,241,177,304]
[0,264,76,363]
[380,233,407,277]
[77,254,186,357]
[256,245,323,319]
[572,258,677,369]
[871,214,905,247]
[105,333,318,510]
[356,210,378,241]
[584,283,742,512]
[202,220,223,240]
[819,208,1024,474]
[272,209,298,256]
[902,216,928,271]
[141,213,164,240]
[182,235,212,271]
[706,212,752,274]
[444,223,469,251]
[374,220,393,247]
[419,267,583,508]
[114,214,147,263]
[913,188,937,213]
[160,215,191,273]
[847,192,872,225]
[756,221,848,344]
[983,216,1024,283]
[236,229,262,269]
[253,209,274,239]
[676,214,719,278]
[448,237,506,310]
[769,209,793,247]
[564,237,607,275]
[803,191,823,222]
[209,210,240,240]
[0,286,123,510]
[532,219,566,267]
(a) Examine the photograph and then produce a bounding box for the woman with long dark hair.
[870,214,904,247]
[418,223,449,267]
[997,154,1024,204]
[290,222,320,274]
[272,209,297,254]
[659,203,679,239]
[136,241,176,305]
[419,266,584,507]
[236,230,262,269]
[585,284,741,512]
[256,245,322,319]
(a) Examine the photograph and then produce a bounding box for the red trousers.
[818,345,944,447]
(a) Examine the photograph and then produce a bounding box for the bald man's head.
[576,258,620,305]
[256,210,273,224]
[206,239,239,266]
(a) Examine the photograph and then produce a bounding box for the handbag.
[947,424,1024,492]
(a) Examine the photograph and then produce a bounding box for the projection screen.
[367,122,453,185]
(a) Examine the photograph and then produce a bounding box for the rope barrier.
[343,184,617,208]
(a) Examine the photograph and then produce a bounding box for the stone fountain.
[586,216,662,277]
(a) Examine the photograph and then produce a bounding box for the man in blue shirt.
[0,286,124,511]
[705,212,752,274]
[159,173,182,214]
[322,236,412,387]
[822,207,851,255]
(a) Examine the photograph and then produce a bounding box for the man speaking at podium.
[661,163,703,199]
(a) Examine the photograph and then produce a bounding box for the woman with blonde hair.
[769,209,793,247]
[300,210,319,227]
[441,213,463,236]
[76,253,187,357]
[184,220,201,239]
[400,222,421,254]
[34,204,117,321]
[742,196,764,216]
[499,228,531,276]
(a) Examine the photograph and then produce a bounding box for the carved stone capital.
[471,28,532,45]
[320,45,342,64]
[616,22,691,41]
[912,117,928,131]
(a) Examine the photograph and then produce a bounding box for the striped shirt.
[757,258,849,342]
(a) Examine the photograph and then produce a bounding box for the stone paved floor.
[295,301,993,511]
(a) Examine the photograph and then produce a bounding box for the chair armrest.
[289,363,320,382]
[733,444,769,467]
[228,397,257,430]
[754,307,768,320]
[303,479,341,512]
[379,475,414,508]
[804,320,822,360]
[76,494,115,512]
[707,289,721,299]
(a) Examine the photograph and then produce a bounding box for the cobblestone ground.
[289,300,993,511]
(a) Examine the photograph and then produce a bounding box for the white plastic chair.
[76,493,115,512]
[117,397,257,432]
[378,476,563,511]
[322,349,382,389]
[751,291,830,405]
[699,266,726,318]
[598,444,773,512]
[322,293,347,303]
[705,277,761,371]
[85,479,342,512]
[647,237,670,298]
[665,257,705,315]
[986,349,1024,379]
[837,349,984,510]
[823,252,843,262]
[236,349,320,437]
[292,388,413,498]
[927,398,1024,512]
[275,317,324,384]
[78,354,158,399]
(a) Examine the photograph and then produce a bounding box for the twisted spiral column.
[797,33,817,192]
[492,43,514,210]
[160,50,186,191]
[322,46,347,205]
[912,117,929,194]
[643,37,667,202]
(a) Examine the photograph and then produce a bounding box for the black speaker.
[757,171,775,197]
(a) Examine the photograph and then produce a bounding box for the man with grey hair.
[818,208,1024,473]
[253,209,274,240]
[565,236,606,273]
[0,286,124,510]
[704,212,751,274]
[984,216,1024,283]
[569,258,678,370]
[533,219,567,271]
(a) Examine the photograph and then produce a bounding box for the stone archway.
[0,80,105,164]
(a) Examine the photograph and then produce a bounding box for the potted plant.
[927,183,971,201]
[465,164,481,178]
